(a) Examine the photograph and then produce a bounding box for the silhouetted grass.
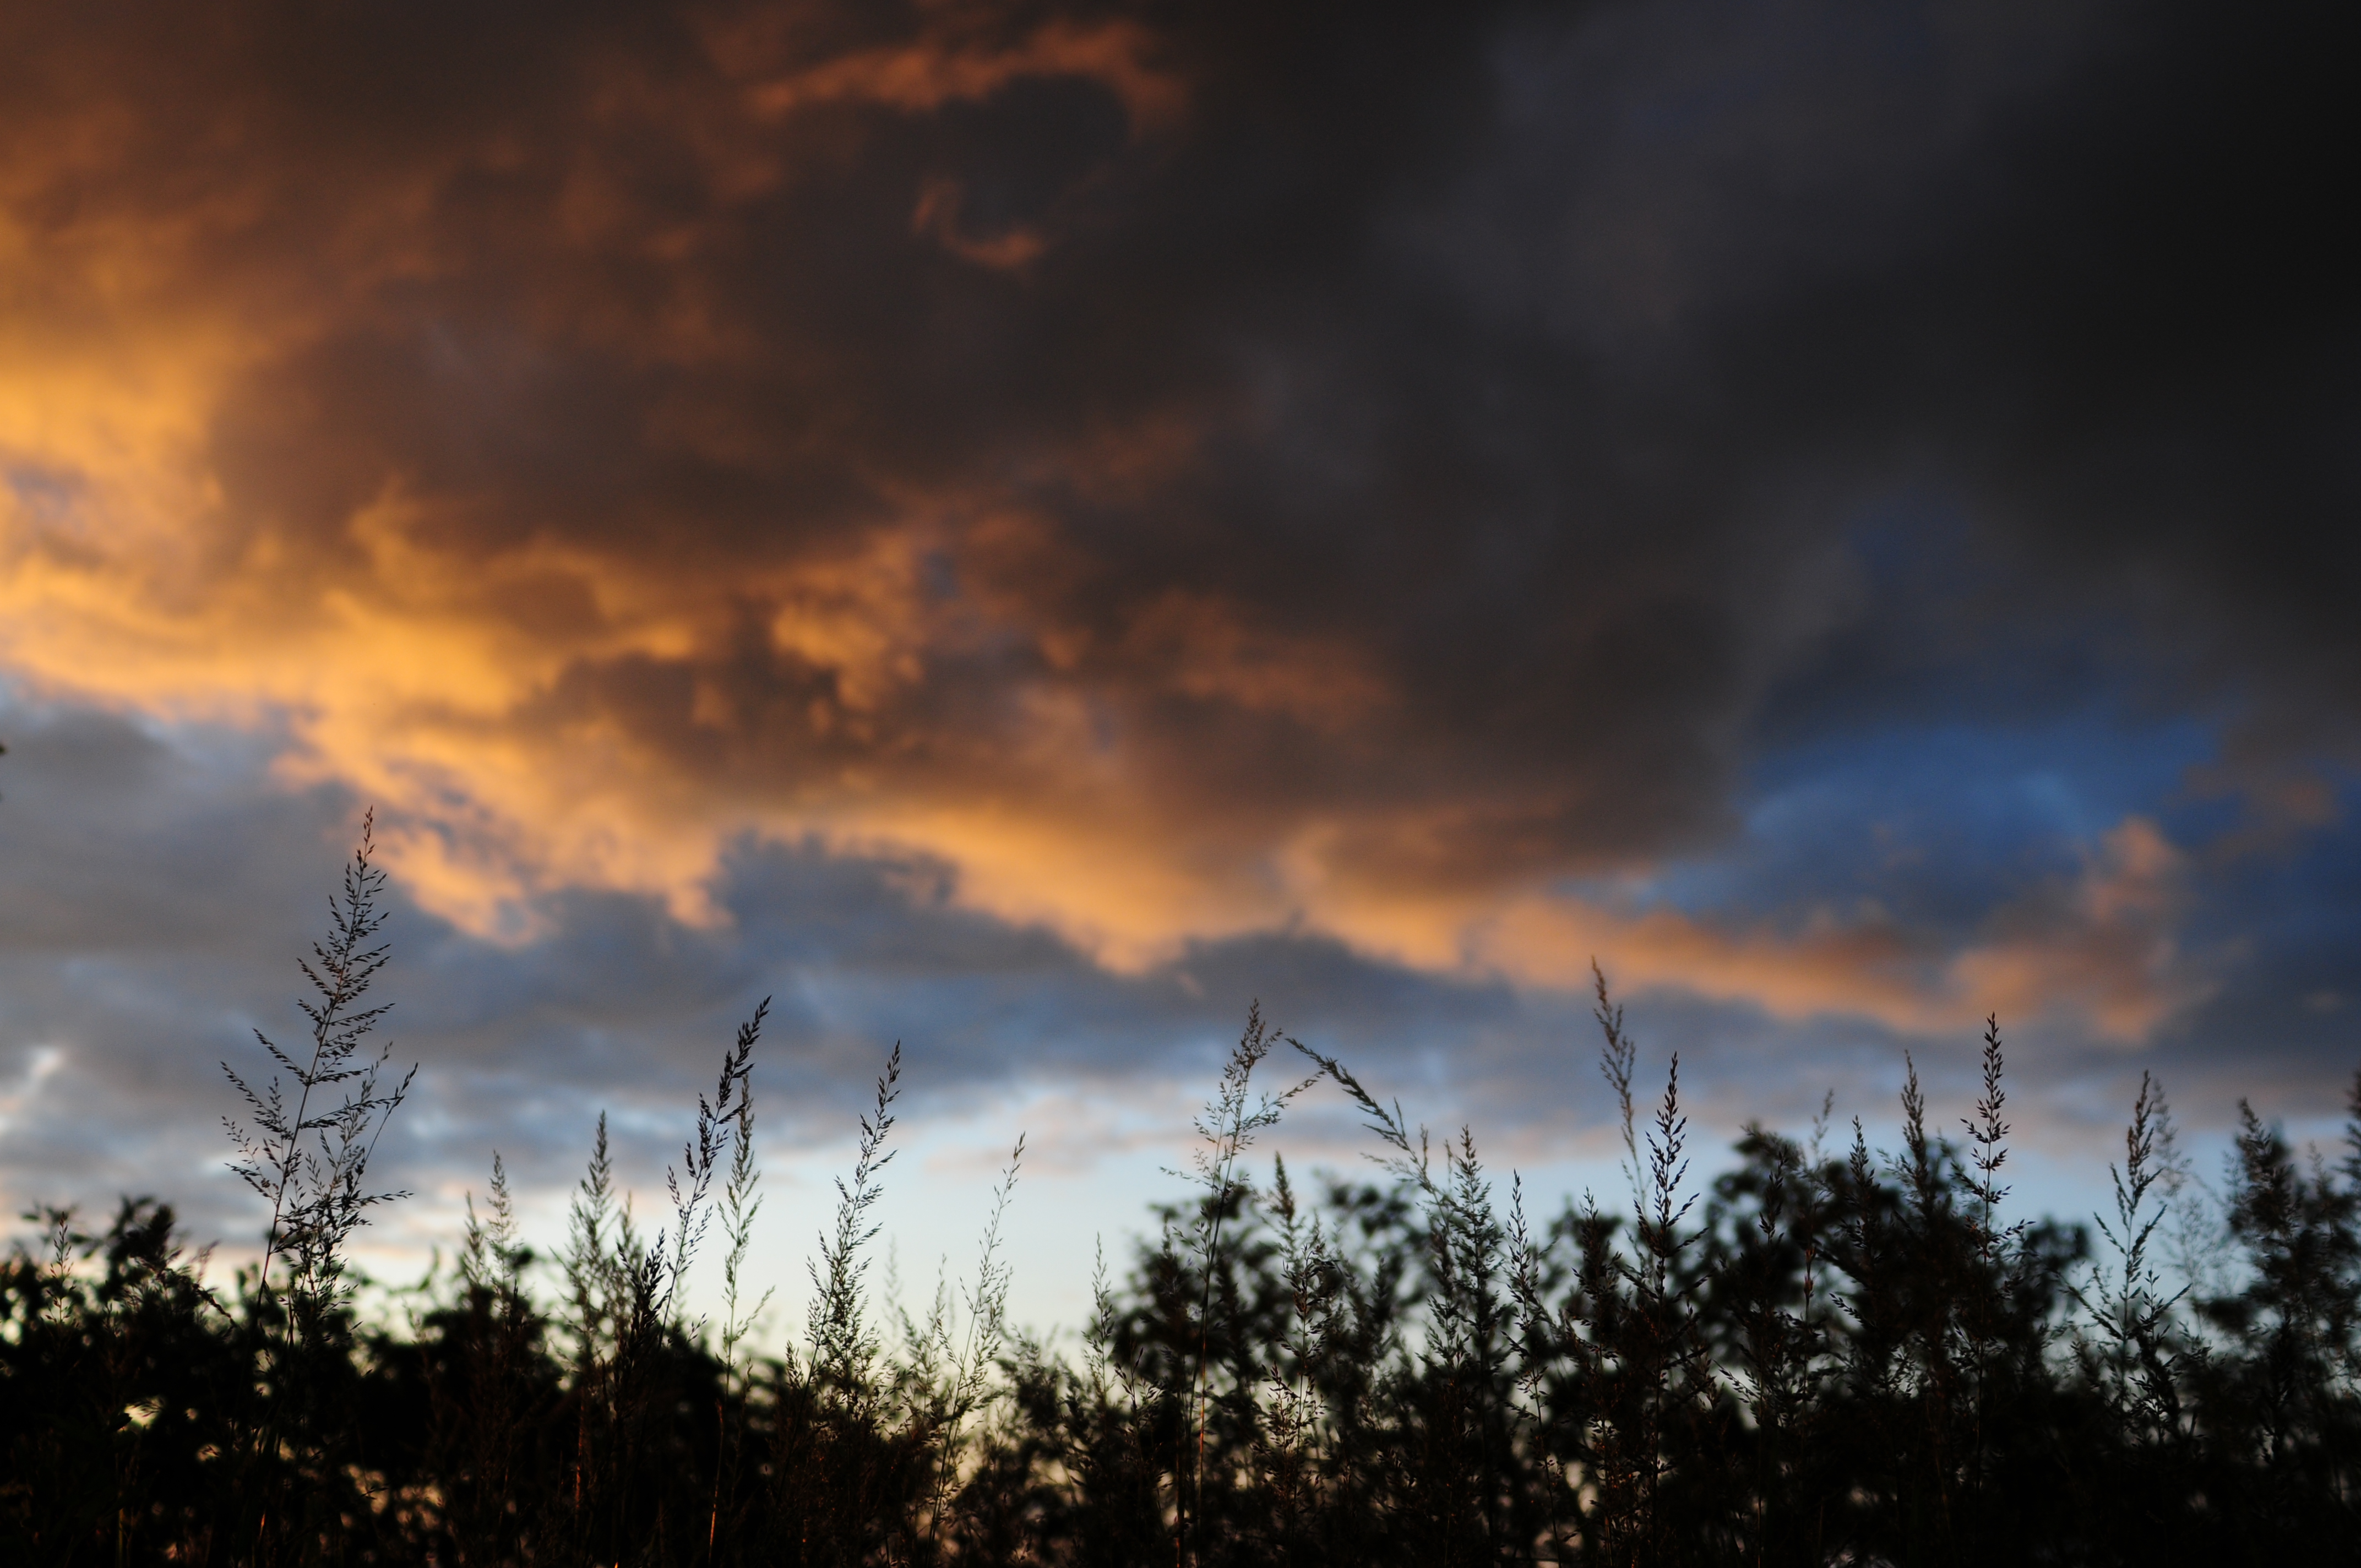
[4,825,2359,1565]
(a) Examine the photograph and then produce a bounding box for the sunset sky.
[2,0,2355,1326]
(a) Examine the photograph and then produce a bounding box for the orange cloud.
[738,16,1186,134]
[0,3,2224,1049]
[0,420,2214,1037]
[1944,817,2212,1042]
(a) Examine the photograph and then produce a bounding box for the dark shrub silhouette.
[4,829,2358,1564]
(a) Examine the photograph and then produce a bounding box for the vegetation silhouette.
[3,824,2358,1564]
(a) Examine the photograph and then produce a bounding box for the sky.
[1,0,2356,1332]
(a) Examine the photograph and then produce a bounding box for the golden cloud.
[0,2,2219,1045]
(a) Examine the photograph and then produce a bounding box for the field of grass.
[6,825,2358,1565]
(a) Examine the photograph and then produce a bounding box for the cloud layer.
[2,0,2357,1249]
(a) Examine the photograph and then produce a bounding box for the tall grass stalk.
[217,813,416,1564]
[1173,1003,1309,1566]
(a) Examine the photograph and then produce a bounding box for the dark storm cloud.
[0,0,2353,1062]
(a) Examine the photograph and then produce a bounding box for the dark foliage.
[4,840,2359,1564]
